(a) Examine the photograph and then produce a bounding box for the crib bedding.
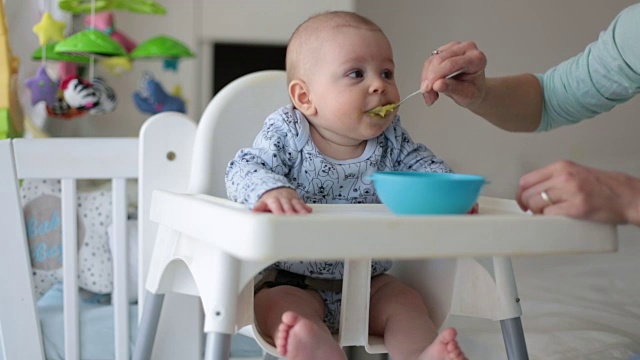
[35,283,264,359]
[447,229,640,360]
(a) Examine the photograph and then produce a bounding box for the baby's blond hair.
[286,11,384,83]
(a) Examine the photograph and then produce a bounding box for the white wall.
[196,0,356,117]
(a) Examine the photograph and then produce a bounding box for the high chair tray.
[151,191,617,261]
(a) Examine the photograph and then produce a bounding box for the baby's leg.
[369,274,467,360]
[254,285,346,360]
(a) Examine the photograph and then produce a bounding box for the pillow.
[107,219,138,303]
[22,179,113,298]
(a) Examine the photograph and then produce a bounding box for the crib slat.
[61,179,80,360]
[0,141,46,360]
[13,138,138,179]
[112,178,130,360]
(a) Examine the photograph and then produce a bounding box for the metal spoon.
[367,69,464,118]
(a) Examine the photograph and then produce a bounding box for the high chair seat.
[133,70,617,360]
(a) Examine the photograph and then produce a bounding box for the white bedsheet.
[446,226,640,360]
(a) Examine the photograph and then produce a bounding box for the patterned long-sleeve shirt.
[225,105,452,279]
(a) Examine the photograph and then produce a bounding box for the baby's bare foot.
[275,311,346,360]
[419,327,467,360]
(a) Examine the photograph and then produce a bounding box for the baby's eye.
[347,70,364,78]
[382,70,394,80]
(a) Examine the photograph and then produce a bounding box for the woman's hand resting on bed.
[516,160,640,225]
[253,187,313,214]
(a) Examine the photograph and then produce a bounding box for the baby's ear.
[289,80,316,116]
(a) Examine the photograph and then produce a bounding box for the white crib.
[0,135,263,360]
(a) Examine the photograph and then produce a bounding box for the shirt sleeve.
[385,117,453,173]
[537,3,640,132]
[225,107,301,208]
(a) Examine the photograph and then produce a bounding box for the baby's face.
[304,26,400,146]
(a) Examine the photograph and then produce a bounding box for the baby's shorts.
[254,269,344,333]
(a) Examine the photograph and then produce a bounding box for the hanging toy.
[85,11,137,52]
[26,11,67,108]
[46,92,86,120]
[132,72,185,114]
[61,75,99,111]
[58,0,166,15]
[32,12,66,46]
[24,66,59,106]
[60,75,117,115]
[130,36,194,72]
[57,61,79,80]
[99,56,132,75]
[89,77,117,115]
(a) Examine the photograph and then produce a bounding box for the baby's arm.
[253,187,312,214]
[225,107,306,210]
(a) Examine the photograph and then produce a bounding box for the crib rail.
[0,138,137,360]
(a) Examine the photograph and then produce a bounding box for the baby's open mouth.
[366,103,397,118]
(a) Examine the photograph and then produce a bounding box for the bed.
[447,226,640,360]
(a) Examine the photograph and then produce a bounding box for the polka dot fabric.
[21,179,113,299]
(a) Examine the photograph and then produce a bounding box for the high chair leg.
[501,317,529,360]
[205,332,232,360]
[133,292,165,360]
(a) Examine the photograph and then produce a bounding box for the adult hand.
[420,41,487,108]
[253,187,312,214]
[517,160,640,225]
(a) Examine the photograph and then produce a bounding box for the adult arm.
[536,3,640,131]
[421,4,640,132]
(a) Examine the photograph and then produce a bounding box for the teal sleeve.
[537,3,640,132]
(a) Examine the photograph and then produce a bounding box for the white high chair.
[133,70,616,360]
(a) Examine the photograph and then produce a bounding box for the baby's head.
[286,11,400,147]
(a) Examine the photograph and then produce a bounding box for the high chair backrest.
[188,70,290,196]
[184,70,407,354]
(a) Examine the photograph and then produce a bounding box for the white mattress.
[445,226,640,359]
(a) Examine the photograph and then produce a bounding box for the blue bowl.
[371,171,487,215]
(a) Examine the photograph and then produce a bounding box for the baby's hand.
[253,187,312,214]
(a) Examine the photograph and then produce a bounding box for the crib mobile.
[20,0,193,126]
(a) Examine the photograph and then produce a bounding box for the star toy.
[32,12,66,46]
[24,66,59,106]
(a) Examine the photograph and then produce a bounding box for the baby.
[225,11,467,360]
